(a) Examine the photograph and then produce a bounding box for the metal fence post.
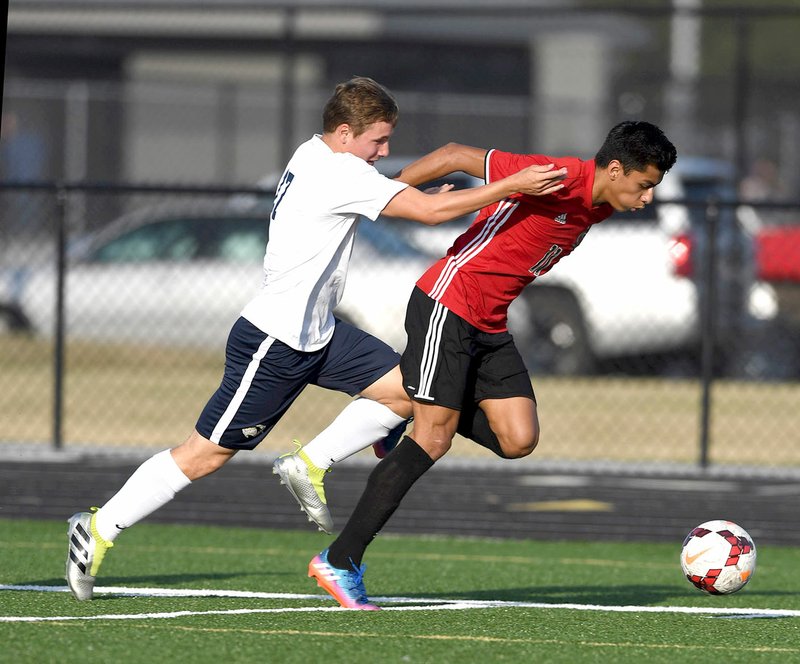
[698,199,719,468]
[52,186,68,450]
[279,7,297,168]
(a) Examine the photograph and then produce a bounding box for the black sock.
[327,436,434,569]
[457,404,509,459]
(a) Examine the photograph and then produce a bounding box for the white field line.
[1,584,799,622]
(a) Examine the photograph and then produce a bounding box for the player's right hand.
[515,163,567,196]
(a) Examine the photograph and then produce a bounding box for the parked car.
[755,224,800,283]
[377,156,775,376]
[4,159,781,378]
[744,210,800,378]
[0,193,438,352]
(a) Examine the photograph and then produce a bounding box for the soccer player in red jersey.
[309,121,677,609]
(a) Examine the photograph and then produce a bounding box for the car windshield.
[679,179,737,227]
[84,195,430,266]
[89,217,268,263]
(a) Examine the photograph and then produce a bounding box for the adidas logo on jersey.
[554,213,568,224]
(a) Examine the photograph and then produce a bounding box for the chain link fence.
[5,6,800,191]
[4,3,800,470]
[1,183,798,470]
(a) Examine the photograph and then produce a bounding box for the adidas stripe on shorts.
[400,287,535,410]
[196,316,400,450]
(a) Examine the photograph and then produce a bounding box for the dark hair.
[595,121,677,174]
[322,77,399,136]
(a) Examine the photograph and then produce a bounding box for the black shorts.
[196,316,400,450]
[400,287,534,410]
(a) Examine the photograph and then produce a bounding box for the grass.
[2,335,800,466]
[1,518,799,663]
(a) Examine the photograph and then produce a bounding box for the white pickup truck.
[382,157,769,375]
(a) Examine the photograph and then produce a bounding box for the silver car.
[2,194,437,352]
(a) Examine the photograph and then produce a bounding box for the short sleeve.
[327,155,409,221]
[487,150,555,184]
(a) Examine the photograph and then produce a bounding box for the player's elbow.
[439,142,464,159]
[421,209,454,226]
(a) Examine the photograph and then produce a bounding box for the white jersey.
[240,135,408,351]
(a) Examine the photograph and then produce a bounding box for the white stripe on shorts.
[415,300,448,401]
[210,335,276,443]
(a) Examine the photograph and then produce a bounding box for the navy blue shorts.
[196,317,400,450]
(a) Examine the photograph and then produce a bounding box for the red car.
[756,225,800,282]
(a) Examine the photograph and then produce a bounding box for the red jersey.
[416,150,614,332]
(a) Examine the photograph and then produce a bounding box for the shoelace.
[345,558,369,601]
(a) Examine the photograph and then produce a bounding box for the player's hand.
[514,163,567,196]
[422,184,455,195]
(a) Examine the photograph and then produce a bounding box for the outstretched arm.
[392,143,488,185]
[382,159,566,226]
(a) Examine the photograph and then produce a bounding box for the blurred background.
[2,0,799,472]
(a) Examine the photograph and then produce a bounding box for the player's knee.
[409,428,454,461]
[365,391,413,420]
[389,398,413,420]
[498,425,539,459]
[422,437,452,461]
[361,366,413,419]
[173,431,236,480]
[200,450,233,476]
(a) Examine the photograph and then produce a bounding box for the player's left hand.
[422,184,455,195]
[515,163,568,196]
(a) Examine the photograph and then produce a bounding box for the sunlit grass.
[1,335,798,466]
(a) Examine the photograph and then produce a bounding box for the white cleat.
[272,451,333,534]
[65,509,113,601]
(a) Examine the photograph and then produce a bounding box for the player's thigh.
[314,318,403,398]
[471,332,535,405]
[196,318,320,450]
[358,365,412,419]
[479,396,540,454]
[473,335,539,454]
[400,287,473,410]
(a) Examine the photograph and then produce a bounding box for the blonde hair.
[322,77,399,136]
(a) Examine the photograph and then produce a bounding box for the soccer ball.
[680,520,756,594]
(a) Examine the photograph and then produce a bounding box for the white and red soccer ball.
[680,520,757,595]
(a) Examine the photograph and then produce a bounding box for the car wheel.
[0,304,33,335]
[725,317,800,380]
[511,287,595,375]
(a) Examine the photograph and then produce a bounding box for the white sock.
[301,398,407,469]
[94,449,192,542]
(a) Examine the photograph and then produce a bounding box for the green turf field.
[1,518,798,663]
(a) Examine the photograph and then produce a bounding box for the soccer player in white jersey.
[64,76,566,600]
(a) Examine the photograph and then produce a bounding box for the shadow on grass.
[19,569,290,597]
[397,584,795,605]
